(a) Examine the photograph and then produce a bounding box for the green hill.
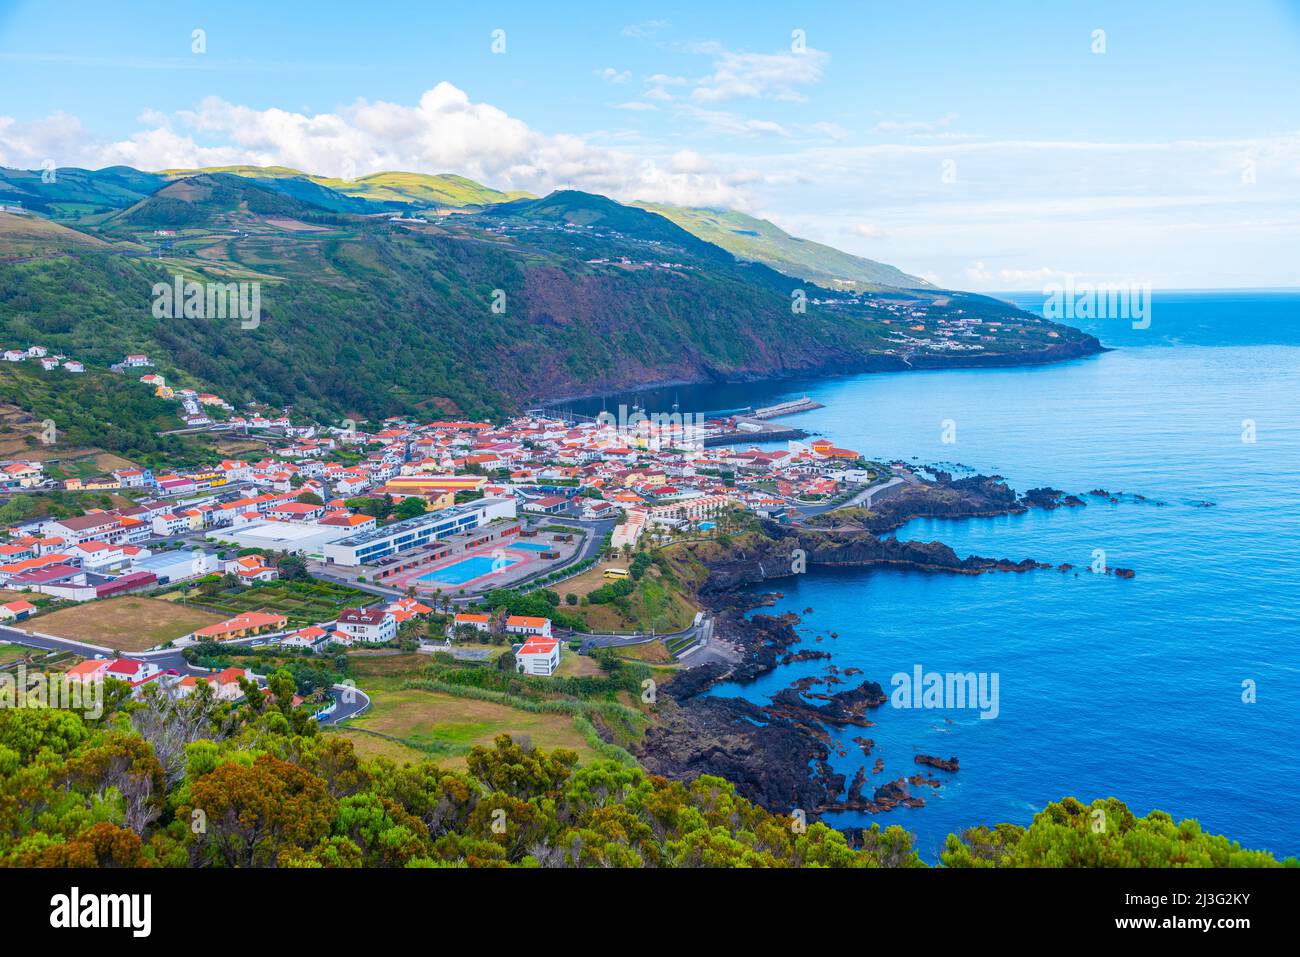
[0,165,167,217]
[335,171,532,206]
[159,166,531,208]
[4,163,926,293]
[0,211,118,257]
[492,190,733,261]
[104,173,325,230]
[634,202,931,291]
[0,173,1102,439]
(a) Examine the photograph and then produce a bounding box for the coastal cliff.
[634,473,1053,816]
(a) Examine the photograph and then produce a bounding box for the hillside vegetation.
[0,165,1102,434]
[0,697,1290,868]
[635,201,932,291]
[158,166,533,207]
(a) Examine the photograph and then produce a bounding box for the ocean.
[591,289,1300,862]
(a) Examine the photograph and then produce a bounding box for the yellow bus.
[603,567,629,580]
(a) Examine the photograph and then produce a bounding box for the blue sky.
[2,0,1298,289]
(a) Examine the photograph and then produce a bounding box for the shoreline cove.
[606,296,1299,862]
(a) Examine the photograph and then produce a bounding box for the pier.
[701,426,808,447]
[748,396,824,420]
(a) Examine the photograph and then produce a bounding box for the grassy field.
[557,560,625,599]
[347,652,432,690]
[179,580,370,626]
[610,640,676,665]
[31,596,225,651]
[331,729,431,765]
[0,210,111,257]
[347,647,523,690]
[343,687,597,769]
[557,565,698,634]
[0,642,29,666]
[554,654,605,677]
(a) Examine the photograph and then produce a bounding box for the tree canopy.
[0,686,1290,869]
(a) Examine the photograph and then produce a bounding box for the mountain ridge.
[634,201,931,291]
[0,167,1102,444]
[3,163,928,293]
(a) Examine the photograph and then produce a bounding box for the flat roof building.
[321,497,516,567]
[206,520,355,558]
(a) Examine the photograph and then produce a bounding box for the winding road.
[0,623,366,724]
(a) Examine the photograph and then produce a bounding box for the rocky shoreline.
[543,334,1106,407]
[633,470,1133,820]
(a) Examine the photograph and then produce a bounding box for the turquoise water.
[618,291,1299,863]
[419,554,519,585]
[509,542,555,552]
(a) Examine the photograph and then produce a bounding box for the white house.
[514,635,562,676]
[151,513,190,537]
[336,607,397,644]
[67,541,132,573]
[280,625,332,651]
[175,666,254,702]
[112,468,150,488]
[452,612,492,634]
[0,599,37,621]
[505,615,552,639]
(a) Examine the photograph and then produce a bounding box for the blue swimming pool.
[509,541,554,552]
[418,554,519,585]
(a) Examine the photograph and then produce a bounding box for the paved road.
[547,516,617,561]
[573,613,711,653]
[0,624,116,658]
[792,475,909,519]
[0,623,363,722]
[316,683,371,725]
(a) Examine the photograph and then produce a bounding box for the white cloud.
[965,261,1059,284]
[596,67,631,84]
[3,80,1296,290]
[724,129,1300,289]
[804,121,849,142]
[0,82,756,209]
[874,113,959,135]
[669,149,710,174]
[676,105,790,138]
[689,42,828,103]
[622,20,670,39]
[0,112,92,167]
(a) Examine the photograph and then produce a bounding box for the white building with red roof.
[505,615,552,639]
[514,634,561,676]
[337,607,397,644]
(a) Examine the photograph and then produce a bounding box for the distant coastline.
[549,333,1107,411]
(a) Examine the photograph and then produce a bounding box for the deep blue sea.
[593,289,1300,863]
